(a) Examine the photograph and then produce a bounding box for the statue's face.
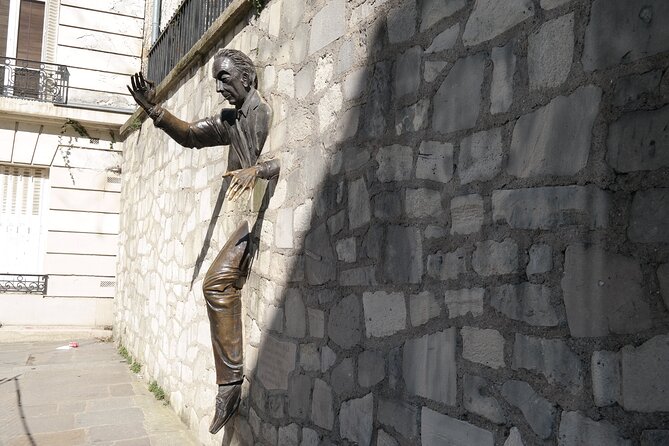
[213,57,249,107]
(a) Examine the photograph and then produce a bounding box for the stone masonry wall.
[115,0,669,445]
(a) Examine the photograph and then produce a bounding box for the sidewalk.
[0,339,199,446]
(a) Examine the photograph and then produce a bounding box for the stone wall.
[115,0,669,445]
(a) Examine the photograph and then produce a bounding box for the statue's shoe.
[209,383,242,434]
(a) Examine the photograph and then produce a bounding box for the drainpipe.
[151,0,162,43]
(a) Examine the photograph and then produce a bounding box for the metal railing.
[0,274,48,295]
[147,0,234,85]
[0,57,69,104]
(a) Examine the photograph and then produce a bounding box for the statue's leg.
[202,221,250,433]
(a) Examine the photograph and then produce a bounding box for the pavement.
[0,339,200,446]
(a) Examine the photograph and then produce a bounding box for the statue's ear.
[241,72,251,89]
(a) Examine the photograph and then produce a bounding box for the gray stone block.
[339,266,377,286]
[394,46,422,98]
[395,99,430,134]
[641,430,669,446]
[421,407,494,446]
[504,427,525,446]
[300,343,320,372]
[472,238,518,276]
[416,141,454,183]
[513,334,583,391]
[526,244,553,275]
[378,399,418,440]
[358,350,385,387]
[558,411,631,446]
[591,350,621,407]
[432,54,486,134]
[387,0,416,44]
[444,287,484,317]
[463,0,534,47]
[340,393,374,446]
[490,283,561,326]
[425,24,460,53]
[308,308,324,338]
[450,194,484,234]
[376,145,413,182]
[409,291,441,326]
[607,106,669,172]
[420,0,465,31]
[582,0,669,71]
[492,186,610,230]
[374,192,403,221]
[257,335,297,390]
[362,291,406,338]
[508,86,601,177]
[540,0,571,9]
[403,329,457,405]
[305,223,336,285]
[331,358,355,395]
[490,44,515,114]
[285,289,306,338]
[348,177,371,229]
[501,380,556,439]
[458,128,503,184]
[278,423,300,446]
[363,61,391,138]
[613,70,662,106]
[461,326,505,369]
[335,237,356,263]
[262,422,277,445]
[406,188,444,218]
[308,0,345,55]
[311,379,334,429]
[628,189,669,243]
[427,248,467,281]
[463,375,505,424]
[424,61,448,83]
[301,427,319,446]
[327,294,361,349]
[561,244,651,337]
[377,429,399,446]
[289,374,312,419]
[528,13,574,90]
[384,226,423,284]
[658,264,669,311]
[621,335,669,412]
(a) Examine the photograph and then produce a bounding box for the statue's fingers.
[130,74,138,91]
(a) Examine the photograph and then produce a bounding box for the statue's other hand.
[223,166,260,201]
[127,72,157,112]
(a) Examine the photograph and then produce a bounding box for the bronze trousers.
[202,222,250,385]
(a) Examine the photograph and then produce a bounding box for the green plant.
[130,361,142,374]
[148,380,166,401]
[128,117,143,132]
[118,345,130,361]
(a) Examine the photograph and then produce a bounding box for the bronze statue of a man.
[128,49,278,434]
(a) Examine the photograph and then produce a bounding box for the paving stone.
[458,128,503,184]
[450,194,484,234]
[420,0,465,31]
[427,248,467,281]
[288,374,312,419]
[387,0,416,43]
[513,334,583,391]
[327,294,361,349]
[331,358,355,395]
[305,223,336,285]
[409,291,441,326]
[377,429,399,446]
[463,375,505,424]
[394,46,422,98]
[362,291,406,338]
[582,0,669,71]
[358,350,385,387]
[339,393,373,446]
[424,61,448,83]
[376,145,413,182]
[621,335,669,412]
[505,427,525,446]
[641,430,669,446]
[421,407,494,446]
[403,329,457,405]
[490,283,561,326]
[613,70,663,106]
[425,24,460,53]
[540,0,571,9]
[461,326,505,369]
[558,411,631,446]
[528,13,574,90]
[415,141,454,183]
[591,350,621,407]
[490,44,516,114]
[278,423,300,446]
[508,86,601,177]
[463,0,534,47]
[526,244,553,275]
[444,287,484,317]
[607,105,669,172]
[377,399,418,441]
[561,244,651,337]
[501,380,556,439]
[629,188,669,243]
[432,54,486,134]
[384,226,423,284]
[395,99,430,135]
[658,264,669,311]
[311,379,334,430]
[492,186,610,230]
[285,289,307,338]
[308,0,345,54]
[406,188,444,218]
[472,239,518,276]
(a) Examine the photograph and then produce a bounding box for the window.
[0,165,48,273]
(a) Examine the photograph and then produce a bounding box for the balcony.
[0,57,69,105]
[0,273,48,295]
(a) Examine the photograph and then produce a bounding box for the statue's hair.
[213,48,257,88]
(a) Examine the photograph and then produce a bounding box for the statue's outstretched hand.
[127,72,157,112]
[223,166,260,201]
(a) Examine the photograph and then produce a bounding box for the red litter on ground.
[69,342,79,348]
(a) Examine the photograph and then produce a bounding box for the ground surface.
[0,339,199,445]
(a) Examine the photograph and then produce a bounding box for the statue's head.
[212,49,257,108]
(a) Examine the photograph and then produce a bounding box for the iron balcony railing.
[0,273,48,295]
[0,57,69,104]
[147,0,234,85]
